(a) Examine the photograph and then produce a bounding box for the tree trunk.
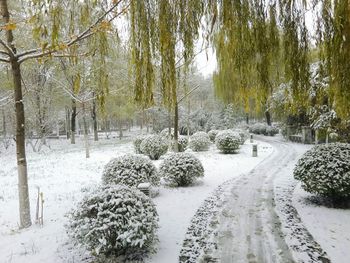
[92,97,98,141]
[173,102,179,152]
[2,108,6,139]
[82,103,90,158]
[265,110,272,126]
[118,119,123,140]
[1,0,31,228]
[71,99,76,144]
[12,59,32,228]
[246,113,249,125]
[65,106,70,139]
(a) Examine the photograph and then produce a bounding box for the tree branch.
[0,55,9,62]
[177,84,200,104]
[0,38,14,58]
[18,0,128,63]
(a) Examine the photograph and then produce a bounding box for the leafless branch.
[0,39,14,58]
[177,84,200,104]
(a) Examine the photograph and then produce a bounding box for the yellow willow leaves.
[1,22,17,31]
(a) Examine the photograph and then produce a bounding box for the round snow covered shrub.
[140,135,168,160]
[208,130,219,142]
[250,123,267,135]
[133,135,147,154]
[67,185,158,260]
[294,143,350,199]
[171,136,188,152]
[189,131,211,151]
[266,126,279,136]
[102,154,159,187]
[232,129,248,144]
[159,153,204,186]
[215,130,241,153]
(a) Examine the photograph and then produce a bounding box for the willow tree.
[315,0,350,123]
[0,0,126,228]
[211,0,281,125]
[129,0,203,151]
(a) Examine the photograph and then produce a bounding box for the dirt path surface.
[180,136,330,263]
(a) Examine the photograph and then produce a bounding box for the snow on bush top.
[67,185,159,259]
[231,129,248,144]
[249,123,278,136]
[133,135,147,154]
[215,130,241,153]
[102,154,159,187]
[294,143,350,199]
[140,135,168,160]
[208,130,219,142]
[189,131,211,151]
[159,152,204,186]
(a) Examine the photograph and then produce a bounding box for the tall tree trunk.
[1,0,31,228]
[71,99,76,144]
[82,103,90,158]
[246,113,249,125]
[12,59,31,228]
[92,97,98,141]
[265,110,272,126]
[65,106,70,139]
[2,108,6,139]
[173,102,179,152]
[118,119,123,140]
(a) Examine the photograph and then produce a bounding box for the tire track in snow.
[180,136,330,263]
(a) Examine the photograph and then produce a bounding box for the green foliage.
[215,130,241,154]
[159,153,204,186]
[67,185,159,260]
[294,143,350,199]
[102,154,160,187]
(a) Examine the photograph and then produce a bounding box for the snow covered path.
[187,136,330,263]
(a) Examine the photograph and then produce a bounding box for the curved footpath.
[180,136,330,263]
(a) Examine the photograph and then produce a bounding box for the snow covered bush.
[102,154,159,187]
[171,136,188,152]
[232,129,248,144]
[265,126,279,136]
[249,123,267,135]
[215,130,241,153]
[208,130,219,142]
[159,153,204,186]
[189,131,211,151]
[140,135,168,160]
[250,123,278,136]
[133,135,147,154]
[67,185,158,260]
[294,143,350,199]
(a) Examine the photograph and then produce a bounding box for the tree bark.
[1,0,31,228]
[92,97,98,141]
[2,108,6,139]
[173,102,179,152]
[82,103,90,158]
[65,106,70,139]
[71,99,76,144]
[118,119,123,140]
[12,60,31,228]
[265,110,272,126]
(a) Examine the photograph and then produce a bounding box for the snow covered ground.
[1,132,349,263]
[0,132,272,263]
[294,186,350,263]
